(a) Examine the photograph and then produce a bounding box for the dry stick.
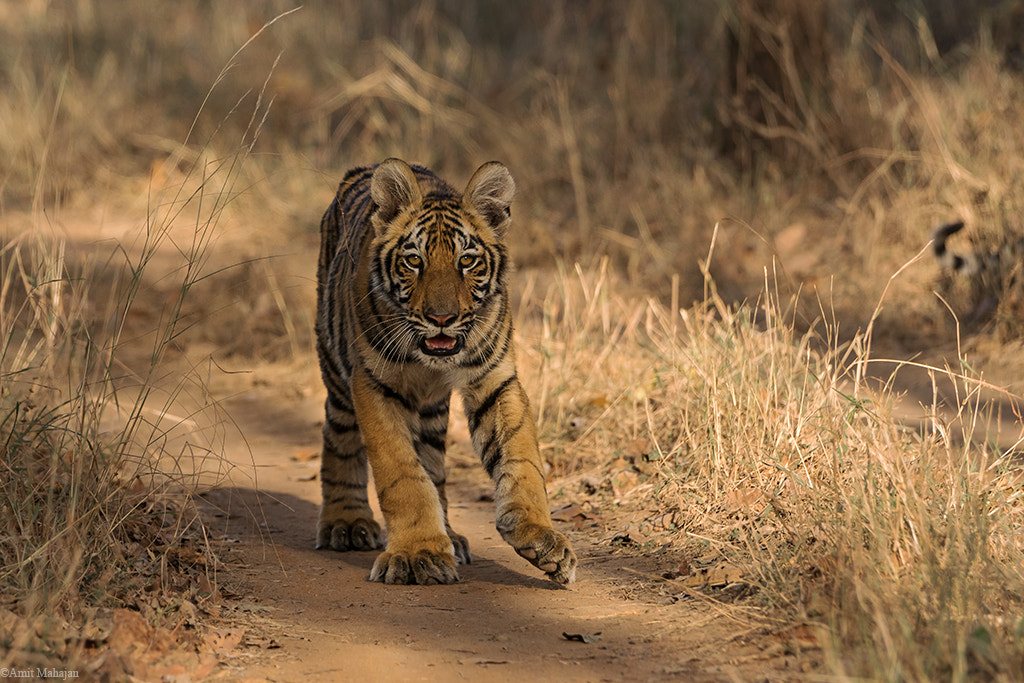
[31,67,68,216]
[670,272,679,339]
[700,221,721,306]
[556,80,590,241]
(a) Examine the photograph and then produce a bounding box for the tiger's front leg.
[315,389,383,553]
[464,373,577,584]
[351,369,458,585]
[413,397,472,565]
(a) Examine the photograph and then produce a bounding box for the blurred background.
[3,0,1023,346]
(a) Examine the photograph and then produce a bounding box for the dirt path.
[191,366,802,682]
[46,214,819,681]
[54,211,1021,681]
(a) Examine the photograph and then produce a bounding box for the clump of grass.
[0,231,202,669]
[0,15,291,670]
[523,254,1024,680]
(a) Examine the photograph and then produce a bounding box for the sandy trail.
[191,369,797,682]
[47,214,817,681]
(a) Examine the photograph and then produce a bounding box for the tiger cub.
[314,159,577,585]
[931,220,1024,335]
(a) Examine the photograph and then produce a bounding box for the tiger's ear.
[371,159,422,230]
[464,161,515,234]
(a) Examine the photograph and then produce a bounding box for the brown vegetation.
[3,1,1024,680]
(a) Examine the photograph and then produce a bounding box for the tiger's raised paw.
[369,548,459,585]
[512,526,577,585]
[315,516,384,552]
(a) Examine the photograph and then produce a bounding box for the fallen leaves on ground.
[551,502,606,531]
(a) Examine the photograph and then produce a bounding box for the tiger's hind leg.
[315,389,384,552]
[416,397,471,565]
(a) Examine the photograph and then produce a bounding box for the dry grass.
[0,228,218,672]
[520,256,1024,680]
[3,1,1024,679]
[5,1,1021,333]
[1,16,275,670]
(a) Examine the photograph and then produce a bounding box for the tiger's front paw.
[510,524,578,584]
[447,526,471,565]
[369,547,459,585]
[315,514,384,552]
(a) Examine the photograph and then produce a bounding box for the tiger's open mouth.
[420,333,464,357]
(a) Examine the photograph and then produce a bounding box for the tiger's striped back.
[314,159,576,585]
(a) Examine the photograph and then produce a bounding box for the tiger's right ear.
[371,159,422,230]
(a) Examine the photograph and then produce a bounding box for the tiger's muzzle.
[420,332,465,357]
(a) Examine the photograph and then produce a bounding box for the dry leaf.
[196,573,215,596]
[553,503,606,531]
[682,563,747,589]
[205,627,245,654]
[108,608,152,652]
[291,448,320,462]
[774,623,821,649]
[725,487,763,511]
[245,635,282,649]
[611,470,639,496]
[626,438,651,459]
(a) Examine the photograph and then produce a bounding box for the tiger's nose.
[425,310,456,326]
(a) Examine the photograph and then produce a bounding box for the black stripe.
[320,277,337,348]
[468,375,517,433]
[377,473,429,499]
[340,165,375,186]
[327,390,351,413]
[321,446,364,462]
[483,446,503,478]
[419,399,449,420]
[320,313,353,375]
[316,338,346,379]
[323,381,351,412]
[418,429,447,452]
[480,431,501,476]
[327,498,371,509]
[321,477,367,490]
[326,414,358,435]
[362,370,416,412]
[338,337,354,375]
[494,457,546,483]
[503,411,526,442]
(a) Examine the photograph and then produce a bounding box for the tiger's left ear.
[464,162,515,234]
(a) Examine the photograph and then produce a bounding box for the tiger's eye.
[459,254,478,269]
[403,254,422,269]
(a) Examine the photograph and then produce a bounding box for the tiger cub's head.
[369,159,515,361]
